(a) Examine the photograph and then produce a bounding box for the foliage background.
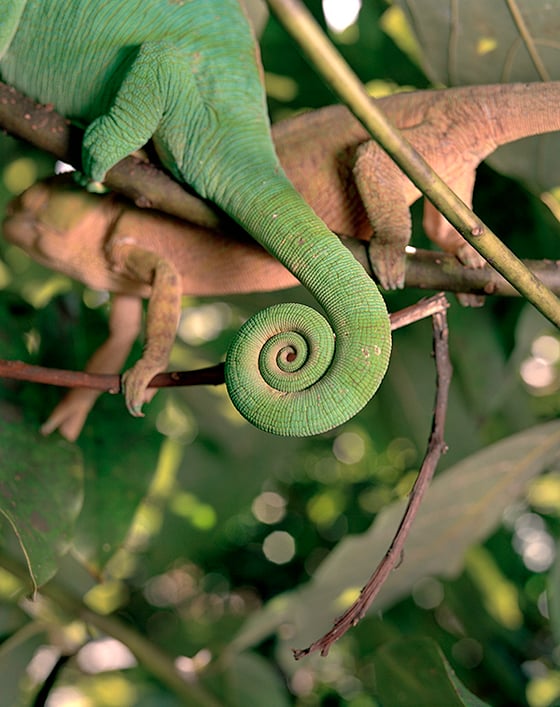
[1,0,560,705]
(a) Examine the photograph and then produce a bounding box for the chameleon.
[4,82,560,438]
[0,0,392,437]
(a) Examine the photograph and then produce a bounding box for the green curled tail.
[218,172,391,437]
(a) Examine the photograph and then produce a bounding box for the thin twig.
[265,0,560,328]
[0,359,225,392]
[32,653,73,707]
[293,295,452,658]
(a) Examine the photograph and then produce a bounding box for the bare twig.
[265,0,560,327]
[293,294,452,658]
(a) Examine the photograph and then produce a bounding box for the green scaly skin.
[0,0,391,436]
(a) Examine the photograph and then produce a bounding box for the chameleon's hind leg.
[41,294,143,441]
[353,141,414,290]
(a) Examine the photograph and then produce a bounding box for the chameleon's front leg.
[41,294,143,441]
[107,239,182,416]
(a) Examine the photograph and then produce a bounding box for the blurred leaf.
[394,0,560,191]
[225,652,290,707]
[548,534,560,645]
[235,420,560,650]
[374,637,490,706]
[0,423,83,589]
[71,394,163,573]
[0,621,47,707]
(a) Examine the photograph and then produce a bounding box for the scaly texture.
[0,0,391,436]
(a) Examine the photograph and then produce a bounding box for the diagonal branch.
[264,0,560,328]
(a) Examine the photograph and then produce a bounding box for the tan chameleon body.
[274,82,560,287]
[4,82,560,439]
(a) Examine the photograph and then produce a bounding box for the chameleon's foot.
[367,241,406,290]
[121,362,161,417]
[456,241,487,270]
[41,389,101,442]
[455,291,486,307]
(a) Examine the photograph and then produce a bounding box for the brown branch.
[293,295,453,659]
[345,243,560,297]
[0,81,221,228]
[0,359,226,392]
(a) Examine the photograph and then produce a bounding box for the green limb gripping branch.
[0,0,391,436]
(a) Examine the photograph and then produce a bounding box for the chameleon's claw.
[121,363,159,417]
[367,241,406,290]
[456,242,487,270]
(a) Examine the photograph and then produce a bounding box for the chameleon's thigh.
[353,141,415,289]
[82,41,179,184]
[107,237,182,416]
[41,294,143,441]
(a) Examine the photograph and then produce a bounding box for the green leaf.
[0,422,83,589]
[374,637,490,706]
[235,420,560,650]
[393,0,560,191]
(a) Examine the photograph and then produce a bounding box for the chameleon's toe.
[41,389,99,441]
[121,363,159,417]
[367,241,406,290]
[456,242,487,269]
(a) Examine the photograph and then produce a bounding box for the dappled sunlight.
[262,530,295,564]
[177,302,232,345]
[322,0,361,33]
[332,431,365,465]
[3,157,37,194]
[251,491,287,524]
[520,333,560,395]
[169,491,217,530]
[466,547,523,630]
[77,638,136,674]
[512,513,556,572]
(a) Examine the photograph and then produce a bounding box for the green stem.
[265,0,560,328]
[0,550,221,707]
